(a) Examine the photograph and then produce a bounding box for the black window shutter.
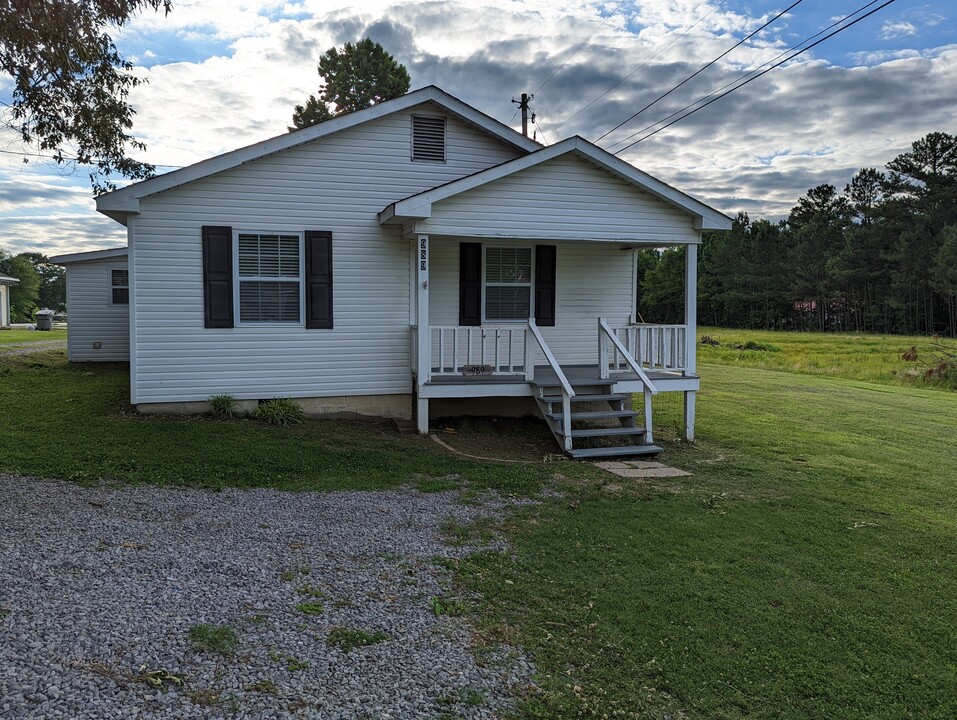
[535,245,557,327]
[459,242,482,326]
[305,230,333,329]
[202,225,233,328]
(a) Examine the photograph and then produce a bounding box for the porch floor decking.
[425,364,692,386]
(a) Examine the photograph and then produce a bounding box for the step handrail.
[527,320,575,399]
[528,319,575,451]
[599,317,659,395]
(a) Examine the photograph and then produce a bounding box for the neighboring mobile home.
[0,272,19,327]
[63,86,731,457]
[48,247,129,361]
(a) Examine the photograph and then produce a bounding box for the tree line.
[639,132,957,336]
[0,252,65,322]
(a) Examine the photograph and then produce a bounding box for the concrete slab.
[595,460,691,478]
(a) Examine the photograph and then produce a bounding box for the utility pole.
[512,93,533,137]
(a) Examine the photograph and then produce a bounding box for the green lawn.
[697,326,953,390]
[457,364,957,718]
[3,344,956,718]
[0,349,589,495]
[0,328,67,346]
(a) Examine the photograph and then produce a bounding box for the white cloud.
[1,0,956,253]
[880,21,918,40]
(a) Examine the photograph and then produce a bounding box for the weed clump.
[254,398,305,427]
[188,624,239,655]
[326,626,389,652]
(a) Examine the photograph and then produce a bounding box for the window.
[110,268,129,305]
[484,247,532,321]
[411,115,446,162]
[235,232,302,323]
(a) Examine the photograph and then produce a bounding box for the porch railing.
[429,325,527,376]
[611,323,687,373]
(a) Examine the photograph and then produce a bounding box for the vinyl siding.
[64,259,130,361]
[429,240,633,366]
[131,107,521,403]
[417,154,699,243]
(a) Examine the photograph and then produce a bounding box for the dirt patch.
[431,415,559,462]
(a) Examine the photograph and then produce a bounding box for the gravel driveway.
[0,340,67,356]
[0,476,532,719]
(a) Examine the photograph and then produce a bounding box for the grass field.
[0,328,67,346]
[457,365,957,718]
[2,343,956,718]
[697,326,954,390]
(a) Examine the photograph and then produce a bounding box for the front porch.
[411,317,700,457]
[376,136,726,456]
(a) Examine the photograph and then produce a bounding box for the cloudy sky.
[1,0,954,255]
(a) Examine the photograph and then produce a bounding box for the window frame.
[481,245,535,323]
[108,265,129,306]
[232,230,306,326]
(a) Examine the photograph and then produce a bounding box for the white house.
[62,86,730,458]
[0,272,19,327]
[47,247,129,361]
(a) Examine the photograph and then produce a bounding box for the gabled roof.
[50,247,128,265]
[96,86,541,224]
[380,136,731,232]
[0,272,19,285]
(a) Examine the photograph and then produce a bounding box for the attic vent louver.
[411,115,446,163]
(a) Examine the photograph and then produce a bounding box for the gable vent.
[411,115,446,163]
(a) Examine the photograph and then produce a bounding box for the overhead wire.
[533,0,628,95]
[549,0,729,135]
[610,0,898,155]
[594,0,805,144]
[0,146,182,169]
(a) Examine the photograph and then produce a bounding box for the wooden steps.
[533,381,662,459]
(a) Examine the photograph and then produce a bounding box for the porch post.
[416,234,430,434]
[684,241,698,441]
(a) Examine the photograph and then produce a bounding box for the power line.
[611,0,898,155]
[595,0,805,144]
[605,0,884,153]
[534,0,628,95]
[0,147,181,169]
[550,0,729,135]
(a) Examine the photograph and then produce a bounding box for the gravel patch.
[0,475,535,719]
[0,340,66,356]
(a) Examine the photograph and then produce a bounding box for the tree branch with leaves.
[0,0,172,194]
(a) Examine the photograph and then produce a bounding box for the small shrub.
[188,624,239,655]
[254,398,305,427]
[700,335,720,346]
[326,626,389,653]
[207,394,238,418]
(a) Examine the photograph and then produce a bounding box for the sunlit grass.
[696,326,951,389]
[0,328,67,346]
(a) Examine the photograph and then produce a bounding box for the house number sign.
[419,237,427,271]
